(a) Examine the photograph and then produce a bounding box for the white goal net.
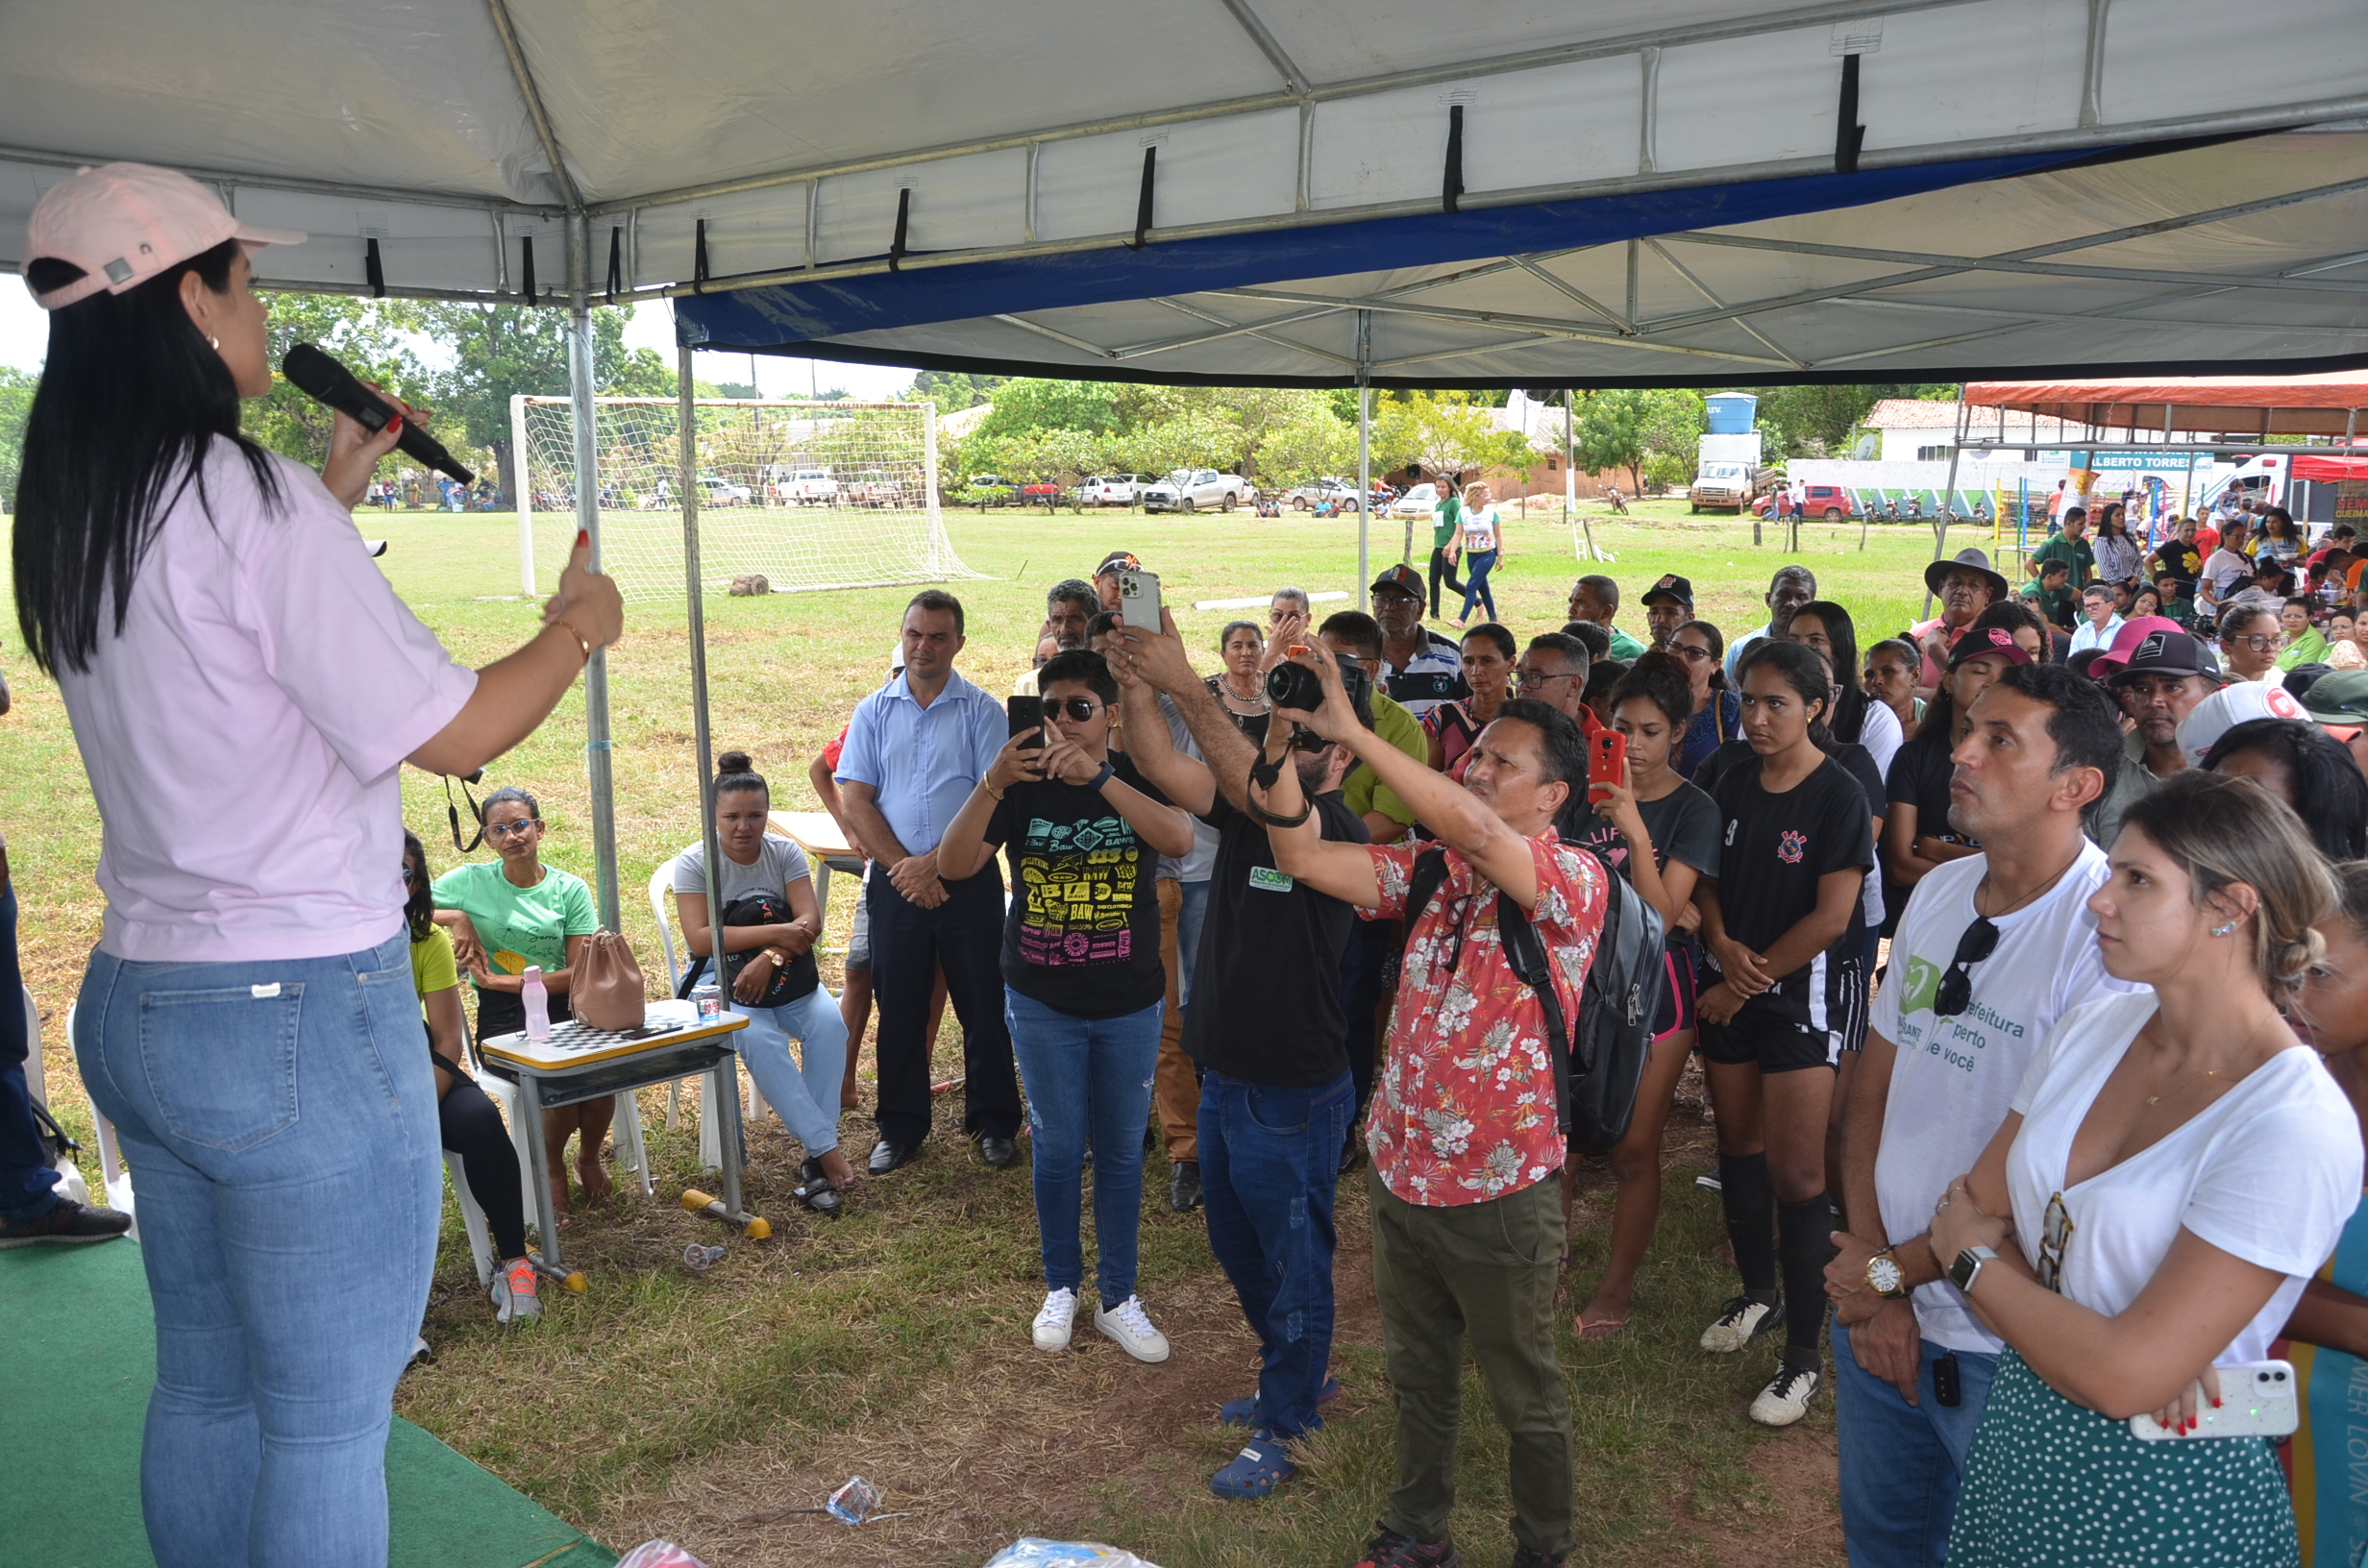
[512,396,979,602]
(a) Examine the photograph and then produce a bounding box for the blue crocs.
[1218,1374,1340,1428]
[1209,1429,1298,1499]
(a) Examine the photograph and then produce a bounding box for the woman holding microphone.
[15,164,621,1568]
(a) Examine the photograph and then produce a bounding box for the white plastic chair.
[650,857,768,1168]
[62,1002,136,1237]
[445,1149,498,1288]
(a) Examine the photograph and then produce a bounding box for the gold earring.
[207,334,220,351]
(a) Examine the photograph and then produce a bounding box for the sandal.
[796,1158,844,1215]
[1209,1430,1298,1500]
[1220,1375,1340,1428]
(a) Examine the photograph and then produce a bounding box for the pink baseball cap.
[2075,615,2182,679]
[26,162,304,311]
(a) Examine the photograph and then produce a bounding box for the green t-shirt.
[2022,580,2077,628]
[1606,625,1647,661]
[1430,495,1463,551]
[2032,532,2095,587]
[1344,692,1429,828]
[431,861,599,990]
[2157,592,2195,629]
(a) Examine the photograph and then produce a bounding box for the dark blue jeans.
[867,865,1021,1148]
[1007,990,1162,1307]
[1199,1068,1353,1438]
[1833,1320,1998,1567]
[0,880,60,1223]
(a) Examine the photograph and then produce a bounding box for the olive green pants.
[1369,1168,1573,1558]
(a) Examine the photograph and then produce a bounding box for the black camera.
[1265,660,1324,714]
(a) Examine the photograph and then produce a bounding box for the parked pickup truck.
[846,471,906,507]
[1283,477,1364,512]
[1141,469,1249,513]
[772,468,841,506]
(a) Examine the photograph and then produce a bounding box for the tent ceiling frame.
[482,0,582,211]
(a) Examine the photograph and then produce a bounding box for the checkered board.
[479,1003,746,1071]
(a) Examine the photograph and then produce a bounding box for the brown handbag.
[570,930,649,1031]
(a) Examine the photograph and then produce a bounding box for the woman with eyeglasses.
[1208,620,1269,720]
[16,165,618,1561]
[1424,623,1516,777]
[2220,604,2284,684]
[936,649,1195,1362]
[1693,641,1874,1428]
[404,831,537,1325]
[1669,619,1740,780]
[1571,656,1722,1339]
[2280,862,2368,1567]
[432,787,604,1218]
[1931,772,2356,1568]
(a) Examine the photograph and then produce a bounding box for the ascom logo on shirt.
[1777,830,1807,865]
[1897,955,1943,1017]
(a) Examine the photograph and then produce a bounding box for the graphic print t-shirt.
[984,755,1170,1019]
[430,860,599,1035]
[1703,755,1872,1027]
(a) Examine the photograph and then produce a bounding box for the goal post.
[512,395,977,603]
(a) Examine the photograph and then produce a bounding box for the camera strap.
[445,773,486,854]
[1244,750,1314,829]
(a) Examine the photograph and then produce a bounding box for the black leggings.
[439,1075,528,1262]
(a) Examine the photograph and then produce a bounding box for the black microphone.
[281,343,476,485]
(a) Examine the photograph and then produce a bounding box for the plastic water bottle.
[826,1476,882,1526]
[682,1242,727,1271]
[522,966,551,1040]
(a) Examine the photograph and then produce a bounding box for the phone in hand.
[2129,1361,2299,1440]
[1116,568,1162,630]
[1589,729,1627,795]
[1006,694,1046,749]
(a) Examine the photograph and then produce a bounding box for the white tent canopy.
[5,0,2368,383]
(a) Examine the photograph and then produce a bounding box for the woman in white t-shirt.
[1446,480,1505,626]
[19,165,619,1562]
[673,752,852,1210]
[1929,771,2358,1567]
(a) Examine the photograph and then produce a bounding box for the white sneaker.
[1749,1363,1820,1427]
[1699,1294,1784,1353]
[1032,1287,1079,1352]
[1095,1294,1171,1363]
[492,1258,542,1325]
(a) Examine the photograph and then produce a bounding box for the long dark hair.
[1788,600,1868,744]
[2200,719,2368,862]
[1676,618,1729,693]
[403,830,435,943]
[14,240,284,675]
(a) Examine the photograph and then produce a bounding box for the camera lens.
[1266,660,1323,712]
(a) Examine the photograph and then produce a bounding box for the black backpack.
[1404,845,1666,1157]
[677,890,820,1007]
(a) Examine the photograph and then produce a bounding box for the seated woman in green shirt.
[407,831,537,1324]
[432,787,605,1217]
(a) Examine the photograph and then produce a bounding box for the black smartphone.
[1934,1351,1961,1408]
[1007,694,1046,748]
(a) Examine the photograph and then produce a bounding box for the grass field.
[9,496,1962,1566]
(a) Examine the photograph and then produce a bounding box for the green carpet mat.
[0,1237,615,1568]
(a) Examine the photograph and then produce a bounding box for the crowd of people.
[12,164,2368,1568]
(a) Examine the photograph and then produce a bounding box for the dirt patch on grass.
[1674,1427,1845,1568]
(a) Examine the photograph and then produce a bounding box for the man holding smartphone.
[1825,665,2134,1565]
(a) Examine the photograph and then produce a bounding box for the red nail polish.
[576,529,589,549]
[2212,1397,2222,1409]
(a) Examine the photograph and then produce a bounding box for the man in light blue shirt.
[835,589,1020,1172]
[2066,585,2125,658]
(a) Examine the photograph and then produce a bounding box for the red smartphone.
[1589,730,1627,795]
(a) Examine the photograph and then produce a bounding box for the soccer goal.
[511,396,979,602]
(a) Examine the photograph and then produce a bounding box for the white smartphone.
[2129,1360,2299,1441]
[1116,568,1162,630]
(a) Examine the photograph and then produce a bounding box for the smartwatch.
[1947,1245,1999,1295]
[1087,760,1116,792]
[1866,1248,1909,1300]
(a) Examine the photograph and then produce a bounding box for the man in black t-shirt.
[1115,611,1372,1497]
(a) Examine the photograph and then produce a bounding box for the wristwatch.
[1948,1245,1999,1295]
[1865,1248,1909,1300]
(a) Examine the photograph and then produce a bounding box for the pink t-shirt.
[1912,615,1972,691]
[54,447,476,963]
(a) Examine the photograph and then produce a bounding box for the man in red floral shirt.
[1260,649,1606,1568]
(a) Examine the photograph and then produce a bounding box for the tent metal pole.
[567,213,620,934]
[1356,308,1370,611]
[680,340,739,1214]
[1921,386,1967,620]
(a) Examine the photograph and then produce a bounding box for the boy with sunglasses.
[1823,664,2138,1567]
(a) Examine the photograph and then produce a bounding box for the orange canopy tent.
[1963,373,2368,439]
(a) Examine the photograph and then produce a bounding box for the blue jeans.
[729,986,849,1158]
[1175,880,1210,1010]
[75,931,440,1568]
[1006,989,1162,1306]
[1458,549,1499,621]
[0,881,60,1222]
[1833,1319,1998,1567]
[1199,1068,1353,1438]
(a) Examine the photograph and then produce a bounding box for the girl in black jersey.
[1692,642,1872,1429]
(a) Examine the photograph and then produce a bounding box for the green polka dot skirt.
[1952,1350,2298,1567]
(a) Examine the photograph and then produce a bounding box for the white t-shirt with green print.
[1866,841,2139,1353]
